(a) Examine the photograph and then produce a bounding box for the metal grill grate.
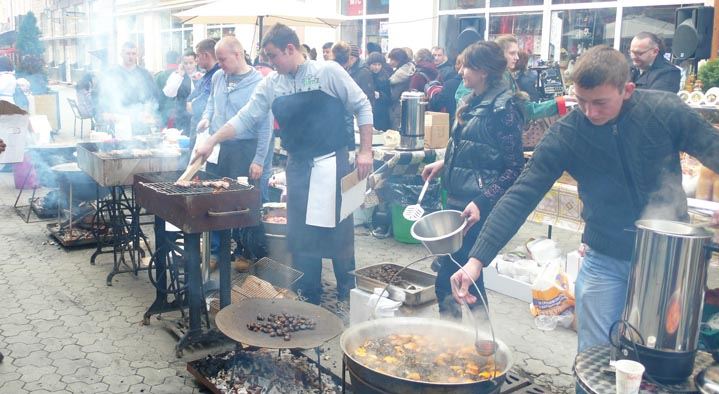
[141,180,253,196]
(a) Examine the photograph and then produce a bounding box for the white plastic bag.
[529,260,575,330]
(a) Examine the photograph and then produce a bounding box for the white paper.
[191,130,220,166]
[340,173,367,221]
[306,153,336,228]
[0,114,29,164]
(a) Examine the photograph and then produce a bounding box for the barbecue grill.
[135,179,260,234]
[135,171,261,357]
[77,141,183,187]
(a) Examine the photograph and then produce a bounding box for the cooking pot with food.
[341,317,512,393]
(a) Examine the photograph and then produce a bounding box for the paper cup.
[615,359,645,394]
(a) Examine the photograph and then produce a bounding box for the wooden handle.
[177,158,204,183]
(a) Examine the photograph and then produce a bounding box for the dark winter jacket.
[348,59,375,107]
[442,81,525,213]
[469,90,719,264]
[371,65,393,131]
[437,60,457,83]
[515,69,540,102]
[428,70,461,126]
[630,55,681,93]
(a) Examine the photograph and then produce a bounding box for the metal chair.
[67,97,92,139]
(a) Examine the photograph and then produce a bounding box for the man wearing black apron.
[194,23,374,304]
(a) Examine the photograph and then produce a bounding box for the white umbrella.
[175,0,344,39]
[606,15,674,40]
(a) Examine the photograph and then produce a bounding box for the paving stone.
[21,373,66,392]
[59,366,99,385]
[102,373,144,393]
[64,382,109,393]
[0,379,28,394]
[128,383,152,393]
[15,365,57,383]
[0,324,33,337]
[5,342,44,358]
[136,367,177,386]
[40,337,78,353]
[12,350,53,368]
[52,358,93,376]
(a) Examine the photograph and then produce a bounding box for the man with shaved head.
[196,36,273,261]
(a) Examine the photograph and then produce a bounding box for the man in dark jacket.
[451,45,719,354]
[629,31,681,93]
[432,46,456,82]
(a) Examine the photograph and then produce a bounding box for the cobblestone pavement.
[0,83,581,393]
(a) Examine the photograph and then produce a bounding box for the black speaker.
[673,6,714,60]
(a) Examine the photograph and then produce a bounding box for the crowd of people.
[1,23,717,375]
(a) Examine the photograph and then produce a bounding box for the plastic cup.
[615,359,645,394]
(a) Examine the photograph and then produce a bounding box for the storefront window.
[619,6,677,56]
[552,0,612,4]
[342,0,365,16]
[366,18,389,53]
[340,20,362,47]
[549,9,616,66]
[439,0,485,11]
[489,13,542,55]
[207,26,236,41]
[438,14,486,59]
[490,0,541,7]
[367,0,389,15]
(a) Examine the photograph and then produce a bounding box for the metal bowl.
[410,210,467,255]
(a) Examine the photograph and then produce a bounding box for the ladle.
[370,254,500,360]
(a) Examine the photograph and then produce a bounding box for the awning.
[0,30,17,47]
[173,0,344,28]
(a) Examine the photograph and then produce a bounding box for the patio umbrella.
[605,15,674,40]
[174,0,344,40]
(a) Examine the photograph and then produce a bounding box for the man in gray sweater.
[194,23,373,304]
[451,45,719,353]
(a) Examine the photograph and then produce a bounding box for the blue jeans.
[574,248,632,353]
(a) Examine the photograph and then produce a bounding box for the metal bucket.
[620,219,718,383]
[410,210,467,255]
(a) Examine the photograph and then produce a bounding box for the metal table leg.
[218,230,232,308]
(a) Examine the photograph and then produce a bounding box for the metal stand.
[90,185,150,285]
[143,216,233,357]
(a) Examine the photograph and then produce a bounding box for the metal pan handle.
[264,233,286,239]
[207,208,250,217]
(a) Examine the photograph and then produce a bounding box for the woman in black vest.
[422,41,525,319]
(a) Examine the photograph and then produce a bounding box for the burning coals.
[246,313,316,341]
[190,349,341,393]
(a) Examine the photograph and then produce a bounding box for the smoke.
[640,163,688,222]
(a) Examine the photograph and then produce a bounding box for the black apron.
[272,90,354,260]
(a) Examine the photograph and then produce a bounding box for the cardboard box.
[483,261,533,303]
[424,111,450,149]
[0,101,29,164]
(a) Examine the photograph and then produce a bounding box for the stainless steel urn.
[398,91,427,150]
[620,219,715,383]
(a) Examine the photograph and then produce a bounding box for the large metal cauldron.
[620,219,719,383]
[341,317,512,394]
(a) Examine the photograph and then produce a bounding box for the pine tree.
[15,11,48,93]
[16,11,44,58]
